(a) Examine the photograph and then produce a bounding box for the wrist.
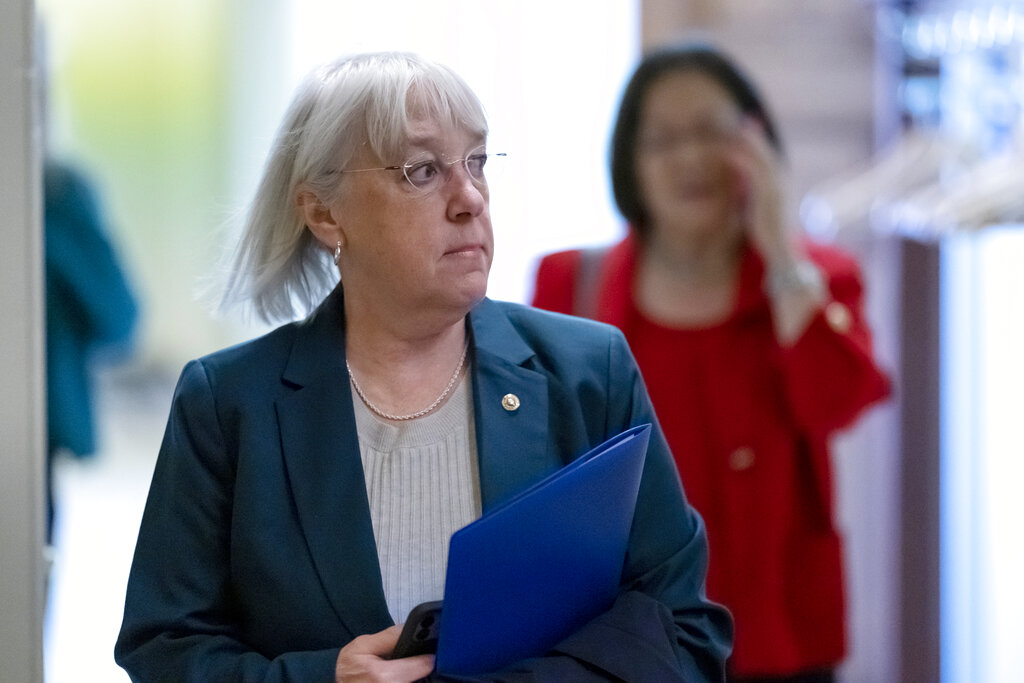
[764,259,825,299]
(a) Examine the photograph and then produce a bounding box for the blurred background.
[4,0,1023,681]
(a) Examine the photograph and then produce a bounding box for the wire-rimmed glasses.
[340,145,507,195]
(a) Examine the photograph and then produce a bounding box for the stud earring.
[333,241,342,265]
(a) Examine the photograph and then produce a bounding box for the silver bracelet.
[765,259,825,298]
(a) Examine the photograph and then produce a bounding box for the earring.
[333,241,342,265]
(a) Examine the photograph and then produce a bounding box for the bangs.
[365,60,489,162]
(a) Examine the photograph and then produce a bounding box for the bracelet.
[765,259,825,298]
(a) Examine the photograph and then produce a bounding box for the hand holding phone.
[391,600,443,659]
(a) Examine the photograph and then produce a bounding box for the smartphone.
[391,600,443,659]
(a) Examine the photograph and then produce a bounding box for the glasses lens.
[403,159,443,192]
[470,147,507,184]
[400,147,507,194]
[464,146,488,181]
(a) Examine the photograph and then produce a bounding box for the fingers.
[385,653,436,680]
[727,116,777,185]
[738,116,775,159]
[337,654,435,683]
[336,625,435,682]
[725,117,797,261]
[724,120,777,218]
[364,624,404,655]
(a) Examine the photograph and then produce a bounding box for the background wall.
[0,0,46,681]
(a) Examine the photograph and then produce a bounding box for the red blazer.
[531,235,891,676]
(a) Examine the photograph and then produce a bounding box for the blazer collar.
[467,298,556,511]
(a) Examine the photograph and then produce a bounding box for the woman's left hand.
[726,118,827,344]
[726,117,800,270]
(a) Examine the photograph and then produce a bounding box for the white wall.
[0,0,47,681]
[942,227,1024,683]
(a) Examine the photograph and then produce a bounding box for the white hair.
[218,51,489,323]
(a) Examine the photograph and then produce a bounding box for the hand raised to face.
[723,116,799,269]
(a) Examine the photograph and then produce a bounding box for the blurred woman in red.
[532,42,891,682]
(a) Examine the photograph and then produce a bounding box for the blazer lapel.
[276,289,393,634]
[469,299,558,511]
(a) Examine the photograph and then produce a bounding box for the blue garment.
[45,162,138,457]
[115,290,732,681]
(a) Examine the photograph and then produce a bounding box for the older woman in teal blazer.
[115,52,731,682]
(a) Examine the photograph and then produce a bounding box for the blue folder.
[435,423,651,675]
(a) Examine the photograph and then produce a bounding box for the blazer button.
[729,446,755,471]
[824,301,852,334]
[501,393,520,411]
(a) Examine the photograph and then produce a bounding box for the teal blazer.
[116,289,732,682]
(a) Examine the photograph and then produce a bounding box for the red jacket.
[531,235,891,676]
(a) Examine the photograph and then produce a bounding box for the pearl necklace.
[346,342,469,421]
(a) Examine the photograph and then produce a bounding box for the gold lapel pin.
[501,393,520,412]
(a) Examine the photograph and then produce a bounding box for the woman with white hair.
[115,52,731,682]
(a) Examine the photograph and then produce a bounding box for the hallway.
[45,367,174,683]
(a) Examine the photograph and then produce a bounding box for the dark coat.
[115,290,732,682]
[45,162,137,457]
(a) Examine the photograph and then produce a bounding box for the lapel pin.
[501,393,520,412]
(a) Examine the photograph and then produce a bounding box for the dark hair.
[609,41,783,237]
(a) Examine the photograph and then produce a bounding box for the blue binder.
[435,423,651,675]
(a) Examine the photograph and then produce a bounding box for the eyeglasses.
[340,145,507,195]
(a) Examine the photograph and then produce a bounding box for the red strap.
[573,246,609,319]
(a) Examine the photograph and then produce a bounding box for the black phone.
[391,600,443,659]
